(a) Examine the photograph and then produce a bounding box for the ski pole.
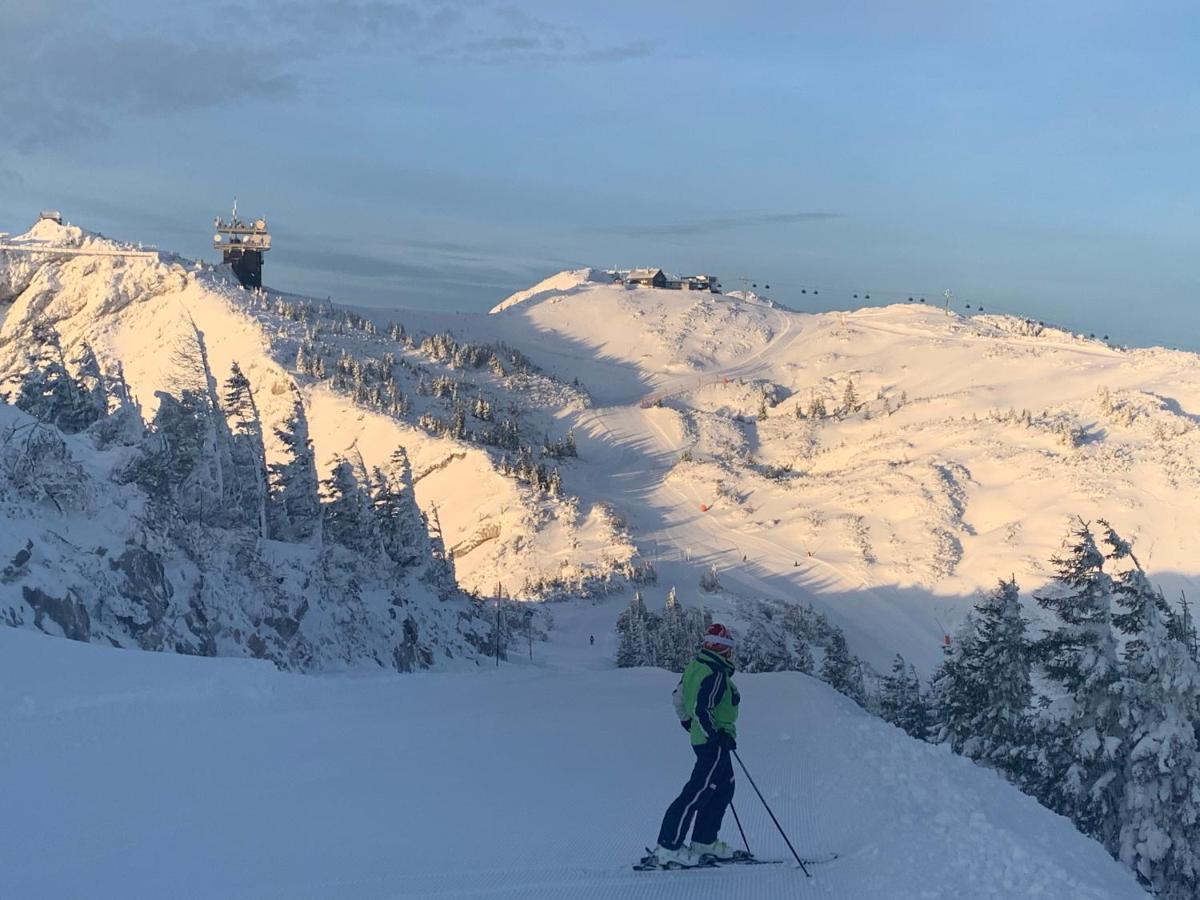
[732,749,811,877]
[729,800,751,855]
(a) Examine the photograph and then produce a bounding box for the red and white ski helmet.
[703,623,734,658]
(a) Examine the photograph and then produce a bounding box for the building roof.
[627,267,664,280]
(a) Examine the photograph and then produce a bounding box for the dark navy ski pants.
[657,742,735,850]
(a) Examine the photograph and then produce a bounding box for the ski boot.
[691,839,740,863]
[649,843,705,869]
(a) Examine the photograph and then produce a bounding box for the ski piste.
[632,847,838,871]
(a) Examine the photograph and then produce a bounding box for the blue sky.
[2,1,1197,348]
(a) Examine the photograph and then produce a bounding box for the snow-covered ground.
[0,624,1147,900]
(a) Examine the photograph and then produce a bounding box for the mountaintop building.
[213,201,271,288]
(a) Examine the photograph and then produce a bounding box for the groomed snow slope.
[0,626,1145,900]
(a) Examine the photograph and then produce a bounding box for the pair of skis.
[633,847,838,872]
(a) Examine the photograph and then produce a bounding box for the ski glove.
[713,730,736,751]
[680,718,693,732]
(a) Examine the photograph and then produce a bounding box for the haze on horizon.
[1,1,1196,350]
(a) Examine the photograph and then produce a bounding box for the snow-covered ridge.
[489,266,606,313]
[0,221,636,670]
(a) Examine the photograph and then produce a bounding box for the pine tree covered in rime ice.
[781,604,816,674]
[222,363,269,539]
[1032,520,1125,851]
[1102,523,1200,897]
[134,389,225,523]
[16,325,106,433]
[320,456,379,555]
[614,588,709,671]
[68,342,110,425]
[661,587,697,671]
[422,506,457,600]
[927,624,979,752]
[821,628,865,705]
[371,447,426,569]
[615,591,653,668]
[169,325,235,520]
[739,616,792,673]
[268,393,321,541]
[90,361,145,448]
[698,564,721,593]
[880,654,928,739]
[840,378,858,417]
[936,579,1034,779]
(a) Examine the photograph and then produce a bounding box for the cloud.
[1,0,652,152]
[0,9,296,152]
[612,211,842,237]
[250,0,653,65]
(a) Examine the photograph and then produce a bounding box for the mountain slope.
[478,275,1200,673]
[0,625,1148,900]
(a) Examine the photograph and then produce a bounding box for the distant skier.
[650,623,740,867]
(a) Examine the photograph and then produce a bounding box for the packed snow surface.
[0,625,1146,900]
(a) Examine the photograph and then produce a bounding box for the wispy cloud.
[611,211,842,237]
[0,1,650,153]
[0,6,296,151]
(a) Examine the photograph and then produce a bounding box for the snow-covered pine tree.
[959,578,1034,781]
[616,591,651,667]
[16,324,90,433]
[135,389,223,522]
[840,378,858,417]
[371,447,426,569]
[698,564,721,593]
[1098,521,1200,897]
[1116,592,1200,897]
[90,361,145,448]
[661,587,688,671]
[820,627,865,705]
[422,505,457,600]
[807,390,827,419]
[781,603,816,674]
[1032,519,1125,850]
[67,341,110,429]
[927,619,978,751]
[222,363,269,539]
[880,654,928,739]
[268,392,321,542]
[169,323,235,524]
[740,615,793,673]
[320,456,379,554]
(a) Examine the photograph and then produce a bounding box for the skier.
[650,622,740,867]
